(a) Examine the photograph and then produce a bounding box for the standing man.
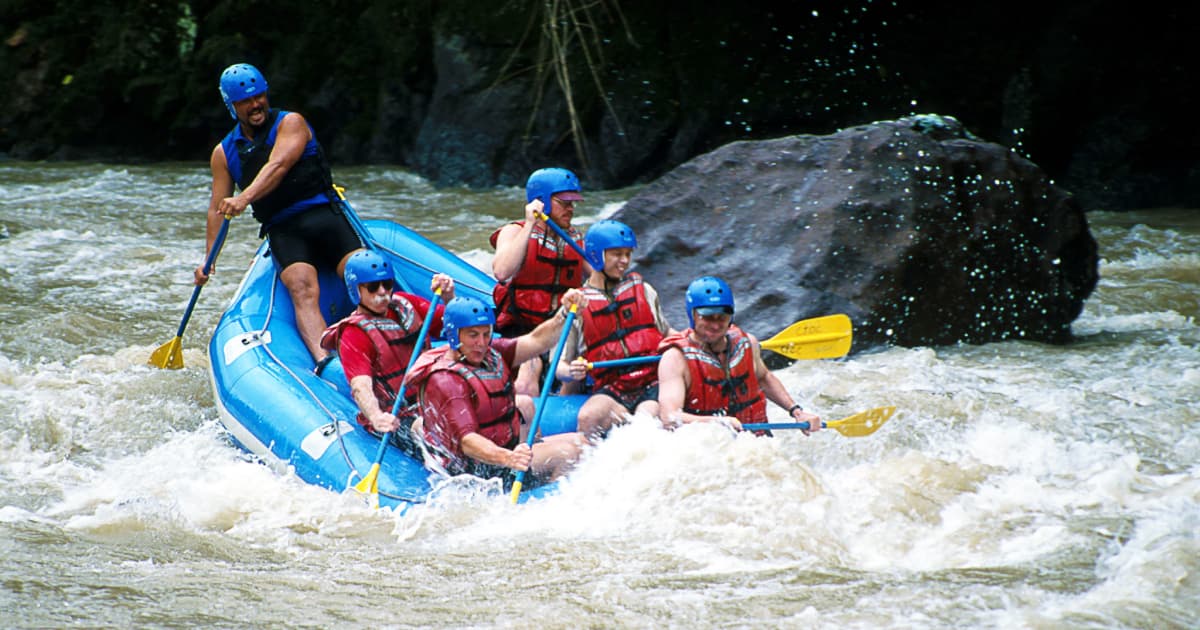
[490,167,588,398]
[320,250,454,444]
[556,220,675,438]
[195,63,362,368]
[657,276,822,434]
[404,293,586,488]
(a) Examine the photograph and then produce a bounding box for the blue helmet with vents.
[525,167,583,210]
[219,63,268,119]
[343,250,393,306]
[441,296,495,350]
[583,220,637,272]
[685,276,734,328]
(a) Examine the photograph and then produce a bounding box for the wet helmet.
[685,276,735,328]
[525,167,583,209]
[441,296,495,350]
[343,250,393,306]
[583,219,637,272]
[219,63,269,119]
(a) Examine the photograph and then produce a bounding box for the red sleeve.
[422,371,480,456]
[493,336,520,369]
[394,292,446,338]
[338,325,376,382]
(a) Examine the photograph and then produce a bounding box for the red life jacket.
[490,220,584,331]
[657,325,767,423]
[404,345,520,463]
[580,273,663,393]
[320,297,422,426]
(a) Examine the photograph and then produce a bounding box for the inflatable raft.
[208,218,583,512]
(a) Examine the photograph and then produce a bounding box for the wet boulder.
[617,115,1099,353]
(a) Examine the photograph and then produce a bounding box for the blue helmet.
[525,167,582,208]
[583,219,637,271]
[219,63,269,119]
[685,276,735,328]
[441,296,495,350]
[343,250,393,306]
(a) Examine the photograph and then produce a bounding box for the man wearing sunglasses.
[320,250,454,440]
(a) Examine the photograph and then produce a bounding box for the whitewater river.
[1,162,1196,628]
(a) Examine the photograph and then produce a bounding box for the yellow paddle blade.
[509,480,524,504]
[148,336,184,369]
[826,406,896,437]
[353,463,382,508]
[760,314,852,360]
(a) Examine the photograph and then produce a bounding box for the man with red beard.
[657,276,822,434]
[490,167,588,400]
[195,63,362,369]
[321,250,454,441]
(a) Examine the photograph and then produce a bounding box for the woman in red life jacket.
[405,293,587,488]
[556,220,677,439]
[657,276,822,435]
[490,168,589,403]
[319,250,453,442]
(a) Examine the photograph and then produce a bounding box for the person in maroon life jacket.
[490,167,589,401]
[405,292,586,487]
[556,220,676,439]
[320,250,454,437]
[657,276,822,434]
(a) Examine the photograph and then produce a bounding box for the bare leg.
[280,262,328,362]
[531,432,583,481]
[514,356,542,399]
[576,394,629,441]
[633,399,660,418]
[515,394,535,434]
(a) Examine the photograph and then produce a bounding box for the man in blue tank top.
[194,63,363,368]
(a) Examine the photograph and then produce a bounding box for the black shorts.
[596,383,659,412]
[267,203,363,271]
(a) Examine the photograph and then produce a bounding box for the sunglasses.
[363,279,394,293]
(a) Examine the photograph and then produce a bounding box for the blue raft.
[208,219,583,512]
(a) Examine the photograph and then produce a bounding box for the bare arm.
[491,199,543,281]
[195,145,236,285]
[513,288,585,364]
[751,335,821,432]
[460,434,532,471]
[216,112,312,218]
[350,374,399,433]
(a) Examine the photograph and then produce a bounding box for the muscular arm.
[492,198,546,281]
[751,335,820,430]
[215,112,311,219]
[491,221,534,282]
[195,145,236,285]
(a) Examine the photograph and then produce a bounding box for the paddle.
[742,406,896,437]
[149,217,232,369]
[352,289,442,507]
[534,210,589,263]
[510,303,579,503]
[580,314,855,370]
[759,313,852,360]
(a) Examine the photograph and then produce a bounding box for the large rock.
[616,115,1099,354]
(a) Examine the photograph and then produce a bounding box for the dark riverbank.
[3,1,1196,211]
